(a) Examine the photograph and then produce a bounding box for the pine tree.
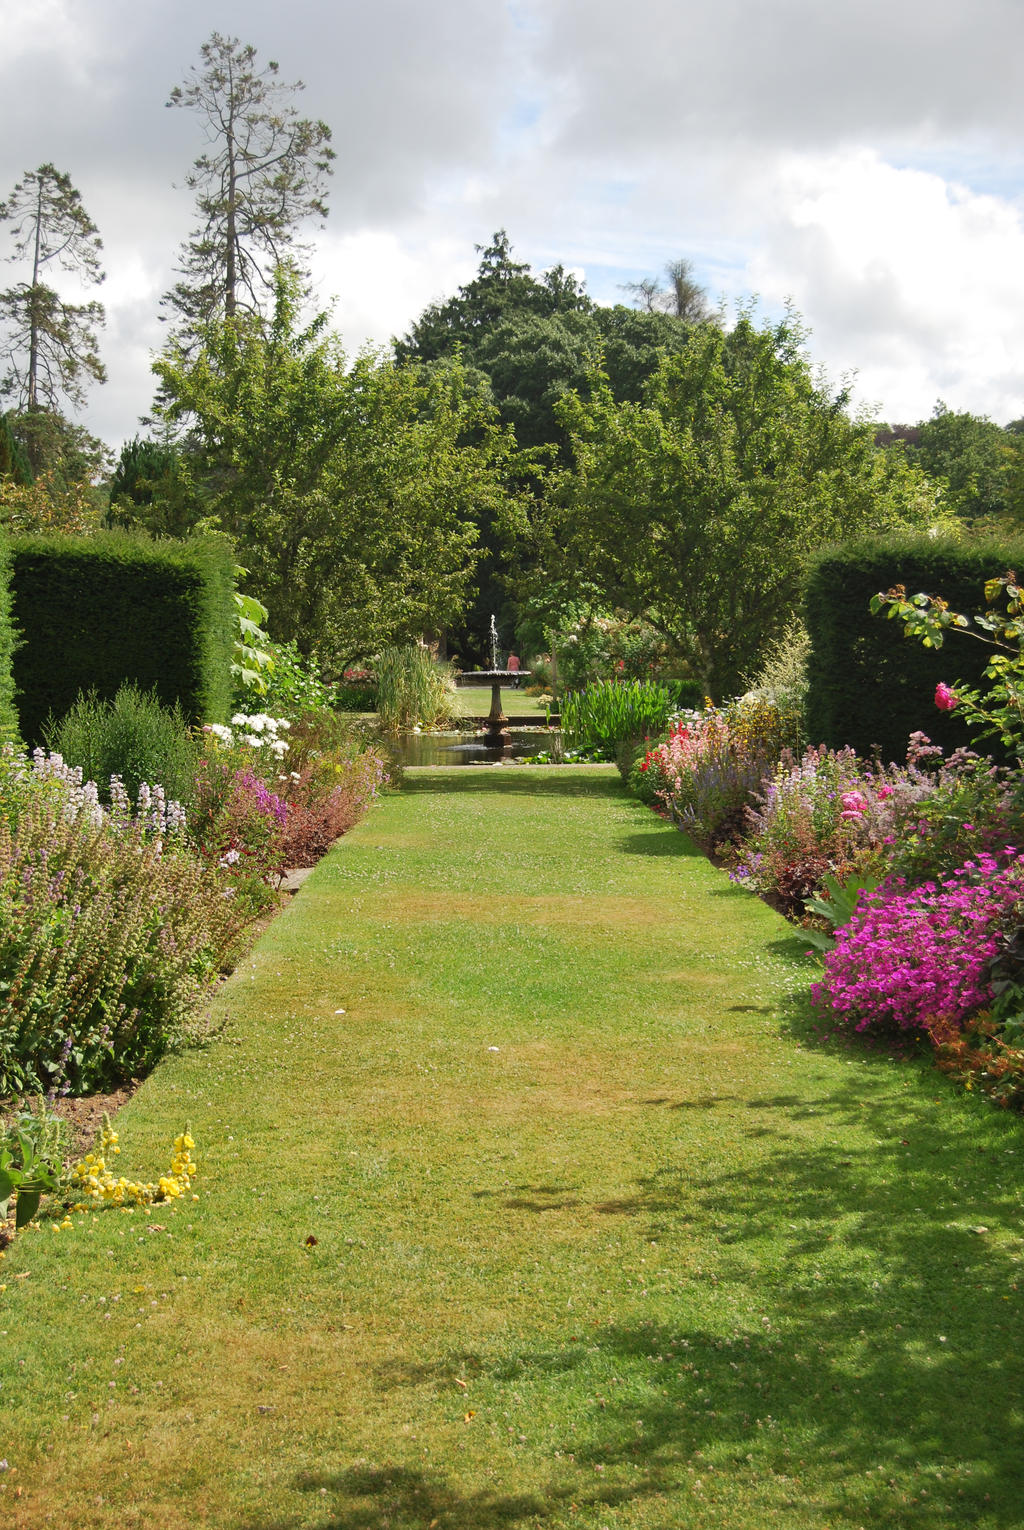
[165,33,334,334]
[0,163,106,412]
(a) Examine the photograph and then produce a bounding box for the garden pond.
[395,727,559,766]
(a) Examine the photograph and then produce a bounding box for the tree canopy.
[152,268,518,666]
[538,309,943,696]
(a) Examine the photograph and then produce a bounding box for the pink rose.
[935,682,958,712]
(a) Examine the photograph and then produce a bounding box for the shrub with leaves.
[561,678,674,759]
[277,750,388,867]
[190,758,288,899]
[236,635,336,719]
[633,709,768,848]
[731,744,933,913]
[0,770,248,1096]
[46,683,199,807]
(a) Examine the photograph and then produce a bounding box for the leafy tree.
[395,230,592,366]
[541,310,942,697]
[0,163,105,413]
[165,33,334,334]
[107,436,208,539]
[881,402,1018,525]
[153,267,517,666]
[0,413,32,484]
[7,408,108,488]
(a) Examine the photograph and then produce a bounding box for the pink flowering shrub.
[812,853,1024,1036]
[731,744,934,912]
[632,710,767,846]
[191,761,288,899]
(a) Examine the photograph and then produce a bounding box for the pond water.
[395,728,560,767]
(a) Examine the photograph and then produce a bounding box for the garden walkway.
[3,766,1024,1530]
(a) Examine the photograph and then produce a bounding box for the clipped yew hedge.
[8,532,235,744]
[0,538,19,744]
[804,533,1024,763]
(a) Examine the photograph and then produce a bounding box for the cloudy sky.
[3,0,1024,450]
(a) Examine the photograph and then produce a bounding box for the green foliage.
[803,870,884,954]
[230,584,275,696]
[872,572,1024,759]
[395,230,593,366]
[0,164,105,414]
[374,645,457,732]
[239,635,335,719]
[544,309,940,698]
[107,437,208,539]
[804,533,1024,760]
[153,268,511,668]
[0,539,20,746]
[5,408,109,489]
[883,403,1022,525]
[560,678,674,758]
[0,761,248,1096]
[0,412,32,484]
[0,1098,68,1228]
[8,530,235,743]
[45,684,200,806]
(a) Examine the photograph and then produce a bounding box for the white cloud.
[1,0,1023,445]
[746,151,1024,421]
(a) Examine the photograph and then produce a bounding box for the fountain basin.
[455,669,529,748]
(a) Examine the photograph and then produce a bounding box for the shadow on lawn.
[243,1075,1024,1529]
[247,1464,637,1530]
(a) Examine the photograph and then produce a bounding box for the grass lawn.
[454,685,551,716]
[2,766,1023,1529]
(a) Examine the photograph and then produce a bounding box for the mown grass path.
[2,767,1023,1529]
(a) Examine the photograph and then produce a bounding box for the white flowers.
[207,713,290,759]
[24,750,186,841]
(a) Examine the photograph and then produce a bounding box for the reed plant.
[560,676,673,758]
[374,644,457,731]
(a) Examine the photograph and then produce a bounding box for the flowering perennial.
[813,852,1024,1035]
[69,1116,197,1207]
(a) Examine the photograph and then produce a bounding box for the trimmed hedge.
[804,534,1024,763]
[8,532,235,744]
[0,539,20,744]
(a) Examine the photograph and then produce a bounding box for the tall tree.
[880,402,1018,525]
[541,310,942,696]
[395,230,593,365]
[165,33,334,334]
[0,163,105,413]
[153,267,516,664]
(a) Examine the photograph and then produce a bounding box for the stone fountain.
[456,615,526,749]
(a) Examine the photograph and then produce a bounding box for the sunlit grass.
[1,767,1022,1529]
[455,685,551,716]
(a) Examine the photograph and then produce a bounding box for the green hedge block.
[8,532,235,744]
[804,534,1024,762]
[0,539,20,745]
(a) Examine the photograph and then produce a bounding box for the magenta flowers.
[935,682,958,712]
[813,853,1024,1035]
